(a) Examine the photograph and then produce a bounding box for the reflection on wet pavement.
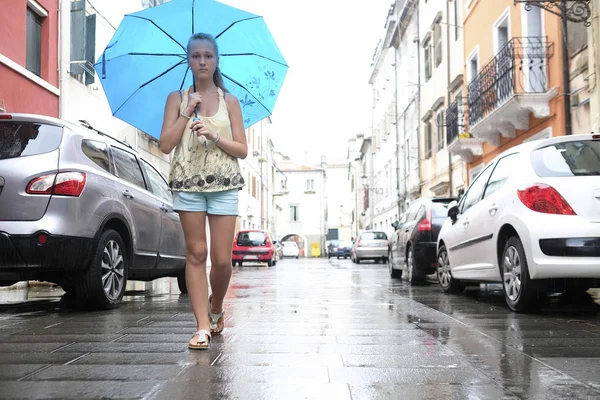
[0,258,599,399]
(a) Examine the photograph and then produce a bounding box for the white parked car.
[436,134,600,312]
[281,241,300,258]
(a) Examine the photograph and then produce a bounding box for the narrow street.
[1,258,600,400]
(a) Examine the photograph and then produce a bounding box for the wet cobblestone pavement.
[1,258,600,399]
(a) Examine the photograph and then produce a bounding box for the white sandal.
[189,329,211,350]
[208,294,225,334]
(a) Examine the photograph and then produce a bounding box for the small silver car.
[351,230,389,264]
[0,113,187,309]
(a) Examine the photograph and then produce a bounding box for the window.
[424,120,433,158]
[467,50,479,83]
[359,231,388,240]
[247,172,251,194]
[306,179,315,190]
[252,176,257,198]
[483,153,517,199]
[81,140,110,172]
[26,6,43,76]
[432,202,450,218]
[237,231,267,246]
[281,179,287,191]
[436,111,444,151]
[531,140,600,177]
[424,43,432,81]
[70,0,97,85]
[433,22,443,67]
[140,160,172,203]
[290,205,299,222]
[0,122,62,160]
[461,163,495,213]
[404,202,421,222]
[454,0,461,41]
[110,147,146,189]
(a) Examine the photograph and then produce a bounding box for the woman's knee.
[210,252,232,269]
[187,243,208,265]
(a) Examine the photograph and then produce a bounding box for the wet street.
[0,258,600,400]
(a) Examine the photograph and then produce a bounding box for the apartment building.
[456,0,565,181]
[419,0,466,197]
[0,0,60,117]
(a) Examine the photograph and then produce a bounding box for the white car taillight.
[517,183,576,215]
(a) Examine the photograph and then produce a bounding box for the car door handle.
[489,204,498,215]
[122,190,134,199]
[404,228,409,233]
[462,218,469,227]
[160,204,169,212]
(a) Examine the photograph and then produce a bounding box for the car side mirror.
[391,221,400,230]
[447,201,459,223]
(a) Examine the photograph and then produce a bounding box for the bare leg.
[207,214,236,315]
[178,211,210,345]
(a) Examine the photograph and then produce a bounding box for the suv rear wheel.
[76,229,128,309]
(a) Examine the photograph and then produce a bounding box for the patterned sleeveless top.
[168,87,245,193]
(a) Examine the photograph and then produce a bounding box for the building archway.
[280,233,309,258]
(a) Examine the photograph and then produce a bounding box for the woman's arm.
[193,94,248,159]
[159,91,194,154]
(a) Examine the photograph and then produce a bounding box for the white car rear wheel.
[501,236,544,312]
[436,245,463,294]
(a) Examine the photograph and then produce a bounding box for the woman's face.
[188,39,217,79]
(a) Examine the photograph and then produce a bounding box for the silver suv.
[0,113,187,309]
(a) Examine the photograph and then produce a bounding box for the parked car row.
[385,133,600,313]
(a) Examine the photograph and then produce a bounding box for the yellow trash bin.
[311,242,320,257]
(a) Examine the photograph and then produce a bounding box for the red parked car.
[232,230,278,267]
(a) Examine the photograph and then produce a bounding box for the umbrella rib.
[113,59,186,115]
[179,66,191,91]
[222,72,270,113]
[221,53,288,68]
[215,16,262,40]
[127,52,185,58]
[128,15,186,52]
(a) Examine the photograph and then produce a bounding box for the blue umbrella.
[94,0,288,139]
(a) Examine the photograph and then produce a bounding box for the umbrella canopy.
[95,0,288,139]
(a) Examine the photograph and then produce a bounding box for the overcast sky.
[221,0,393,164]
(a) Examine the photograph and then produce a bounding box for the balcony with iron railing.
[467,37,556,147]
[445,95,483,162]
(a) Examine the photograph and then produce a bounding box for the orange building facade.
[451,0,566,183]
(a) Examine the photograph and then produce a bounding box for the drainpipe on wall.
[561,0,573,136]
[58,0,70,118]
[446,0,453,197]
[394,46,402,218]
[415,1,422,200]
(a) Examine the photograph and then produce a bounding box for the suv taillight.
[26,172,86,197]
[418,206,432,231]
[517,183,576,215]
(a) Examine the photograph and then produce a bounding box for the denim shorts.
[172,189,239,216]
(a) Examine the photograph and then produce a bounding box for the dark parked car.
[388,197,456,284]
[328,240,352,259]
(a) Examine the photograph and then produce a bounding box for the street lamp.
[361,174,384,195]
[514,0,592,136]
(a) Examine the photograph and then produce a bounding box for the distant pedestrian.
[159,32,248,350]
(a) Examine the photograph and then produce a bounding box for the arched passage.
[280,233,309,258]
